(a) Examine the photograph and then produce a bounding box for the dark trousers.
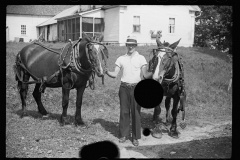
[118,82,141,140]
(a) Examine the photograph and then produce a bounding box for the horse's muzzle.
[159,76,164,84]
[96,71,104,77]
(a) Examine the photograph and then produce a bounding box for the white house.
[106,5,201,47]
[6,5,76,42]
[55,5,201,47]
[7,5,201,47]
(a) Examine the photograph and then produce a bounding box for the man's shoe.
[119,137,127,143]
[132,139,139,146]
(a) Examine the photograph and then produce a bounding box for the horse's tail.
[13,52,24,82]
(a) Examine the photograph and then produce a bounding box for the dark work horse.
[13,33,109,126]
[148,37,187,138]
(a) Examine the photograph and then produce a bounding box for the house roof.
[36,5,200,27]
[37,5,80,27]
[37,5,104,27]
[188,5,201,12]
[101,5,201,12]
[6,5,76,16]
[79,8,102,16]
[55,8,103,21]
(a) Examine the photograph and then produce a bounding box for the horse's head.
[151,38,181,84]
[83,32,109,77]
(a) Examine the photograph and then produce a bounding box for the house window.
[94,18,104,37]
[21,25,26,35]
[169,18,175,33]
[133,16,140,33]
[82,17,104,38]
[82,17,94,37]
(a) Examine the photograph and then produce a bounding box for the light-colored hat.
[126,36,137,44]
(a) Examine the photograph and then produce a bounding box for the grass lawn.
[6,41,232,158]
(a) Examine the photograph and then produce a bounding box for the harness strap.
[33,41,61,55]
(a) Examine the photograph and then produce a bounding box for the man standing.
[104,36,153,146]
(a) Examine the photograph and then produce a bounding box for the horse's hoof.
[180,121,187,129]
[152,117,161,124]
[165,121,171,126]
[169,130,179,139]
[39,110,48,116]
[42,114,49,118]
[151,126,162,139]
[20,112,27,118]
[74,121,85,127]
[60,116,70,126]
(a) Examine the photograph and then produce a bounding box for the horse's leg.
[151,104,163,139]
[153,104,161,123]
[165,97,172,125]
[17,70,30,118]
[32,83,48,116]
[74,85,86,126]
[60,87,70,126]
[169,95,180,138]
[179,91,187,129]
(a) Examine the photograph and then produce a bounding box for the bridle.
[58,38,108,90]
[85,41,108,75]
[150,46,178,81]
[150,47,173,73]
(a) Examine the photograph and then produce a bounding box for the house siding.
[118,5,197,47]
[104,7,119,42]
[6,14,51,42]
[38,24,58,41]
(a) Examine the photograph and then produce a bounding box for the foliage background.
[194,5,232,54]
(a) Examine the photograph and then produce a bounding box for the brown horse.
[13,33,109,126]
[148,38,187,138]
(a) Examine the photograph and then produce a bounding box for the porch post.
[93,17,95,37]
[80,16,82,38]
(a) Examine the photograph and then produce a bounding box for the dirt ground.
[6,103,232,158]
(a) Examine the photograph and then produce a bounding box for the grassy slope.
[6,42,232,157]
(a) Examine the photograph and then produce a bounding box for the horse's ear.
[82,32,87,38]
[82,32,92,42]
[99,34,104,42]
[156,36,162,47]
[169,38,181,50]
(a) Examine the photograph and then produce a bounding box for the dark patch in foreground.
[126,136,232,158]
[134,79,163,109]
[79,140,120,160]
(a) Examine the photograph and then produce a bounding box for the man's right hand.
[103,67,108,75]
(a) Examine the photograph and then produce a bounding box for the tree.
[194,5,232,54]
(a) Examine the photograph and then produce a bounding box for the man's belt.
[121,82,138,88]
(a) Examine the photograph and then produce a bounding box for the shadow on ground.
[126,136,232,158]
[14,109,71,124]
[92,118,119,138]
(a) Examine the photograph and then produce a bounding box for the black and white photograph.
[6,5,232,158]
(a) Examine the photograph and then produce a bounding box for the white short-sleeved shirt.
[115,51,147,84]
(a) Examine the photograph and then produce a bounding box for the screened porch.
[57,16,104,42]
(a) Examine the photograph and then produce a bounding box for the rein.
[64,39,108,90]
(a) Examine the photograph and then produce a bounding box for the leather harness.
[149,47,186,97]
[14,38,108,92]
